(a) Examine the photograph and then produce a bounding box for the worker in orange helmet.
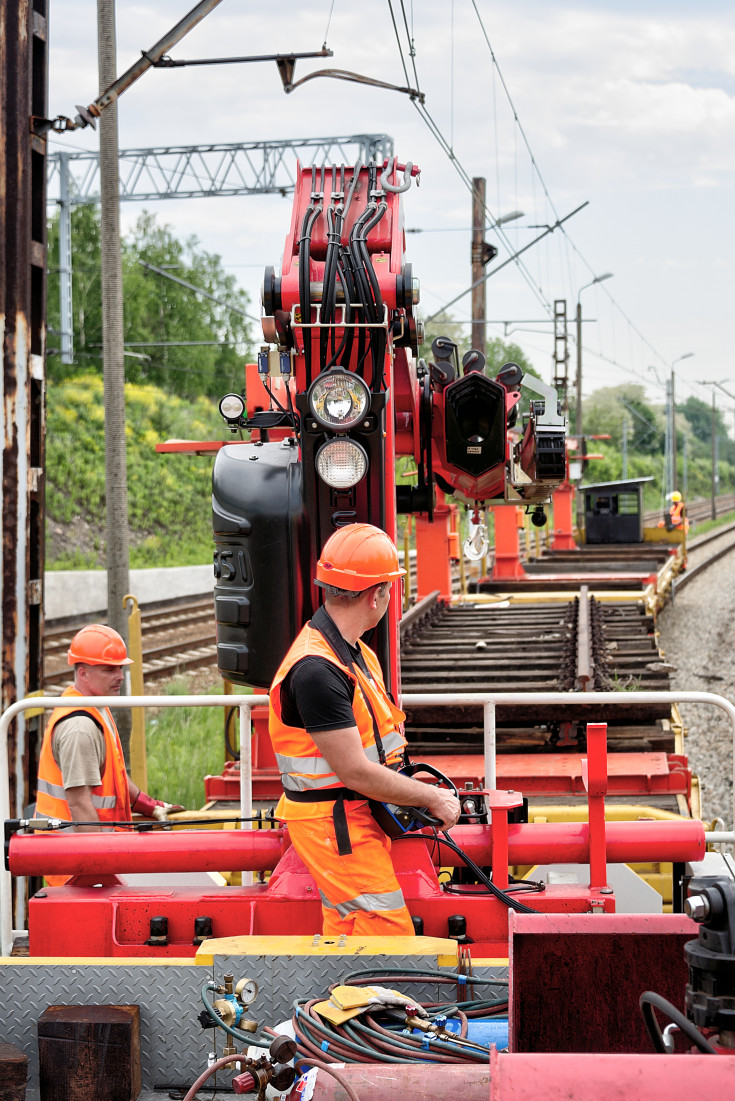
[36,624,182,883]
[269,523,461,936]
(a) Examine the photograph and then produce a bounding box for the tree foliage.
[47,206,255,400]
[678,395,735,463]
[583,384,663,454]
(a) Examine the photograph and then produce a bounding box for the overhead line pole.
[97,0,131,757]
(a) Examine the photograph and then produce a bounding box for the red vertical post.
[582,723,609,889]
[551,480,578,551]
[414,494,454,600]
[488,791,524,890]
[491,506,526,580]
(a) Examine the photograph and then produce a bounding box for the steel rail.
[673,529,735,594]
[576,586,593,690]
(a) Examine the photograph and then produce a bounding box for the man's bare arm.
[312,726,460,830]
[64,786,109,832]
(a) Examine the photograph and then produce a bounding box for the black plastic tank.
[212,439,310,688]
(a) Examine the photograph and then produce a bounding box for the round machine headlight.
[219,393,245,422]
[316,439,369,489]
[308,370,370,430]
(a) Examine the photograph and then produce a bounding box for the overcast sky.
[47,1,735,417]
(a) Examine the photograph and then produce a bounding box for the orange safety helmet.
[67,624,133,666]
[316,524,407,592]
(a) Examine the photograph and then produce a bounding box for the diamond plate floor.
[1,947,507,1093]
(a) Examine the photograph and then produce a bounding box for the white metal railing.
[399,691,735,843]
[2,688,735,958]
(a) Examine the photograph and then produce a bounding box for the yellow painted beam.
[195,934,460,966]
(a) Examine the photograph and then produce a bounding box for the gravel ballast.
[658,550,735,831]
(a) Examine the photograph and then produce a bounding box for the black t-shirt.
[280,639,372,734]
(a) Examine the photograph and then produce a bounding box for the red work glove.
[132,792,185,818]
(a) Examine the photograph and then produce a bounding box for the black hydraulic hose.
[320,200,343,369]
[338,245,359,369]
[348,214,374,378]
[639,991,718,1055]
[349,204,376,320]
[298,205,315,385]
[325,262,352,369]
[299,205,321,388]
[355,202,388,390]
[437,831,539,914]
[342,157,362,226]
[298,167,322,388]
[391,831,539,914]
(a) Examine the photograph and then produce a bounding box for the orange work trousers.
[285,801,415,937]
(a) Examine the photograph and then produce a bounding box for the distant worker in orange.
[36,625,182,883]
[659,491,689,533]
[269,524,461,936]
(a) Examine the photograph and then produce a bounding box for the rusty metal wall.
[1,0,47,837]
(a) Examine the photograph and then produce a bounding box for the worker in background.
[269,523,461,936]
[36,624,182,883]
[660,491,689,532]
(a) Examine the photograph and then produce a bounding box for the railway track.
[41,495,735,694]
[42,597,218,693]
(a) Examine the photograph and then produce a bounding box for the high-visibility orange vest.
[36,686,132,884]
[670,502,684,526]
[269,620,406,811]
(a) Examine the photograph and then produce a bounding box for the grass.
[689,509,735,538]
[144,678,231,810]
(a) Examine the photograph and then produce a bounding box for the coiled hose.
[288,966,507,1066]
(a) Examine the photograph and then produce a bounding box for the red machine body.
[211,157,567,694]
[10,818,703,958]
[10,724,705,958]
[19,166,731,1095]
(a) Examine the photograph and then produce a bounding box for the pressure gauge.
[235,977,259,1005]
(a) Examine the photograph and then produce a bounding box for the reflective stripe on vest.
[269,620,407,797]
[275,729,406,791]
[318,886,407,916]
[36,777,117,810]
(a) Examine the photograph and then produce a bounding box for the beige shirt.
[52,714,106,790]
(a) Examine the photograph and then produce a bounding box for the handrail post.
[239,702,253,886]
[483,699,496,791]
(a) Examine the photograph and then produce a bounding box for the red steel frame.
[12,724,705,959]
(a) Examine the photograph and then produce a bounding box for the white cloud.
[46,0,735,397]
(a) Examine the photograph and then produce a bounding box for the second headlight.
[315,438,369,489]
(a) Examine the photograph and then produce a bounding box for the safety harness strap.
[309,605,387,765]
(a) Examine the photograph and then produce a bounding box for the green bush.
[46,374,230,568]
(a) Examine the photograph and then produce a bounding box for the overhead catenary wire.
[387,0,675,382]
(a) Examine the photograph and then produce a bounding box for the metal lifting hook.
[464,512,490,561]
[380,156,418,193]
